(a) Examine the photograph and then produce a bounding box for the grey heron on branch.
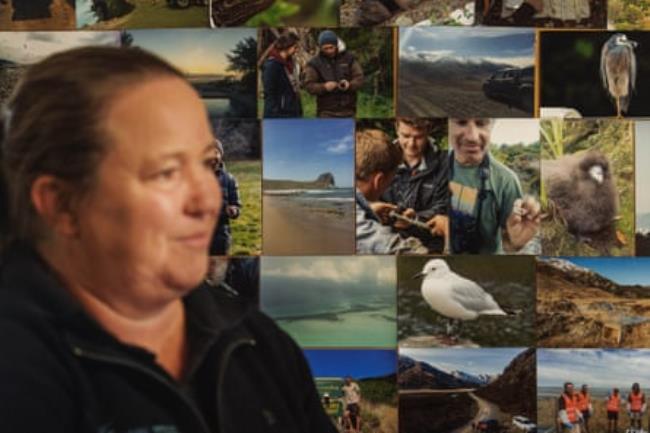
[600,33,638,118]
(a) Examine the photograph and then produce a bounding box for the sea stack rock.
[316,173,336,188]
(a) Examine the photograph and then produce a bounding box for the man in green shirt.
[449,118,541,254]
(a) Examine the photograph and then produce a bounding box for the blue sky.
[129,29,256,75]
[304,349,396,379]
[564,257,650,285]
[399,27,534,68]
[538,349,650,387]
[263,119,354,187]
[400,348,525,376]
[637,122,650,216]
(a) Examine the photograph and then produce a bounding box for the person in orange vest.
[576,384,593,433]
[606,388,621,433]
[627,382,646,431]
[558,382,583,432]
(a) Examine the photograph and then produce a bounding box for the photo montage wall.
[2,0,650,431]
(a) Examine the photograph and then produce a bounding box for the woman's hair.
[274,33,299,51]
[0,46,184,250]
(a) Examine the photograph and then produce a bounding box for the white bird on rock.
[413,259,508,333]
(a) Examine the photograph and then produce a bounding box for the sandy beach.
[263,194,355,254]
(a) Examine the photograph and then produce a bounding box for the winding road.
[452,392,507,433]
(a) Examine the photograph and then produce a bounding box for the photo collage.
[2,1,650,433]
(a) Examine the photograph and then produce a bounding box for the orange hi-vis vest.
[607,394,621,412]
[563,394,580,423]
[630,392,645,411]
[577,392,591,411]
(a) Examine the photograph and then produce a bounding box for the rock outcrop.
[475,348,537,420]
[263,172,336,190]
[537,258,650,347]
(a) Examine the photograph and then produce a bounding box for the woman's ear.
[30,175,79,237]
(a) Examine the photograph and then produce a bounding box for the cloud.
[408,26,534,41]
[482,55,534,68]
[262,256,395,286]
[0,31,120,64]
[538,350,650,387]
[323,135,354,155]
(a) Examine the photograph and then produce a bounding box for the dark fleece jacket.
[0,243,336,433]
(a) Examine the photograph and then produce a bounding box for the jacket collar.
[0,242,254,372]
[395,140,441,178]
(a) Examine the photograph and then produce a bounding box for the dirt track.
[453,392,507,433]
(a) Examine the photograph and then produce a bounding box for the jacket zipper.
[71,346,212,433]
[217,338,256,433]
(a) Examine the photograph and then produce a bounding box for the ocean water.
[204,98,231,116]
[261,273,397,348]
[265,188,354,203]
[278,305,397,348]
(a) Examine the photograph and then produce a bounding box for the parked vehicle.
[482,66,534,112]
[513,415,537,432]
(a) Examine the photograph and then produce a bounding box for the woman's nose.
[186,167,221,219]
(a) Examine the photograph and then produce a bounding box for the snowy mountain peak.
[542,258,593,276]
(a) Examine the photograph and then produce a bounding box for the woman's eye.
[205,158,218,170]
[152,167,180,181]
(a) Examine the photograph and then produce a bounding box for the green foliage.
[540,119,565,159]
[359,376,397,406]
[610,0,650,29]
[296,90,392,118]
[229,160,261,256]
[300,90,317,117]
[357,93,394,118]
[227,37,258,89]
[491,141,541,197]
[245,1,300,26]
[91,0,206,28]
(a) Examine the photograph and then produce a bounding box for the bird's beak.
[589,166,604,184]
[412,272,425,280]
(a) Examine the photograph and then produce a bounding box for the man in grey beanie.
[304,30,364,118]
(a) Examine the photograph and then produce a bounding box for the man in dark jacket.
[380,118,450,253]
[0,243,337,433]
[262,33,303,118]
[211,139,242,256]
[303,30,364,118]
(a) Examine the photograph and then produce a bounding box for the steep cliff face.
[475,348,537,420]
[537,258,650,348]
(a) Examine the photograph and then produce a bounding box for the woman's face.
[74,76,221,310]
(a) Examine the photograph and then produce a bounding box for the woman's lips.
[178,232,212,249]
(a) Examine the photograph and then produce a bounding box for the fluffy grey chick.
[543,149,619,236]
